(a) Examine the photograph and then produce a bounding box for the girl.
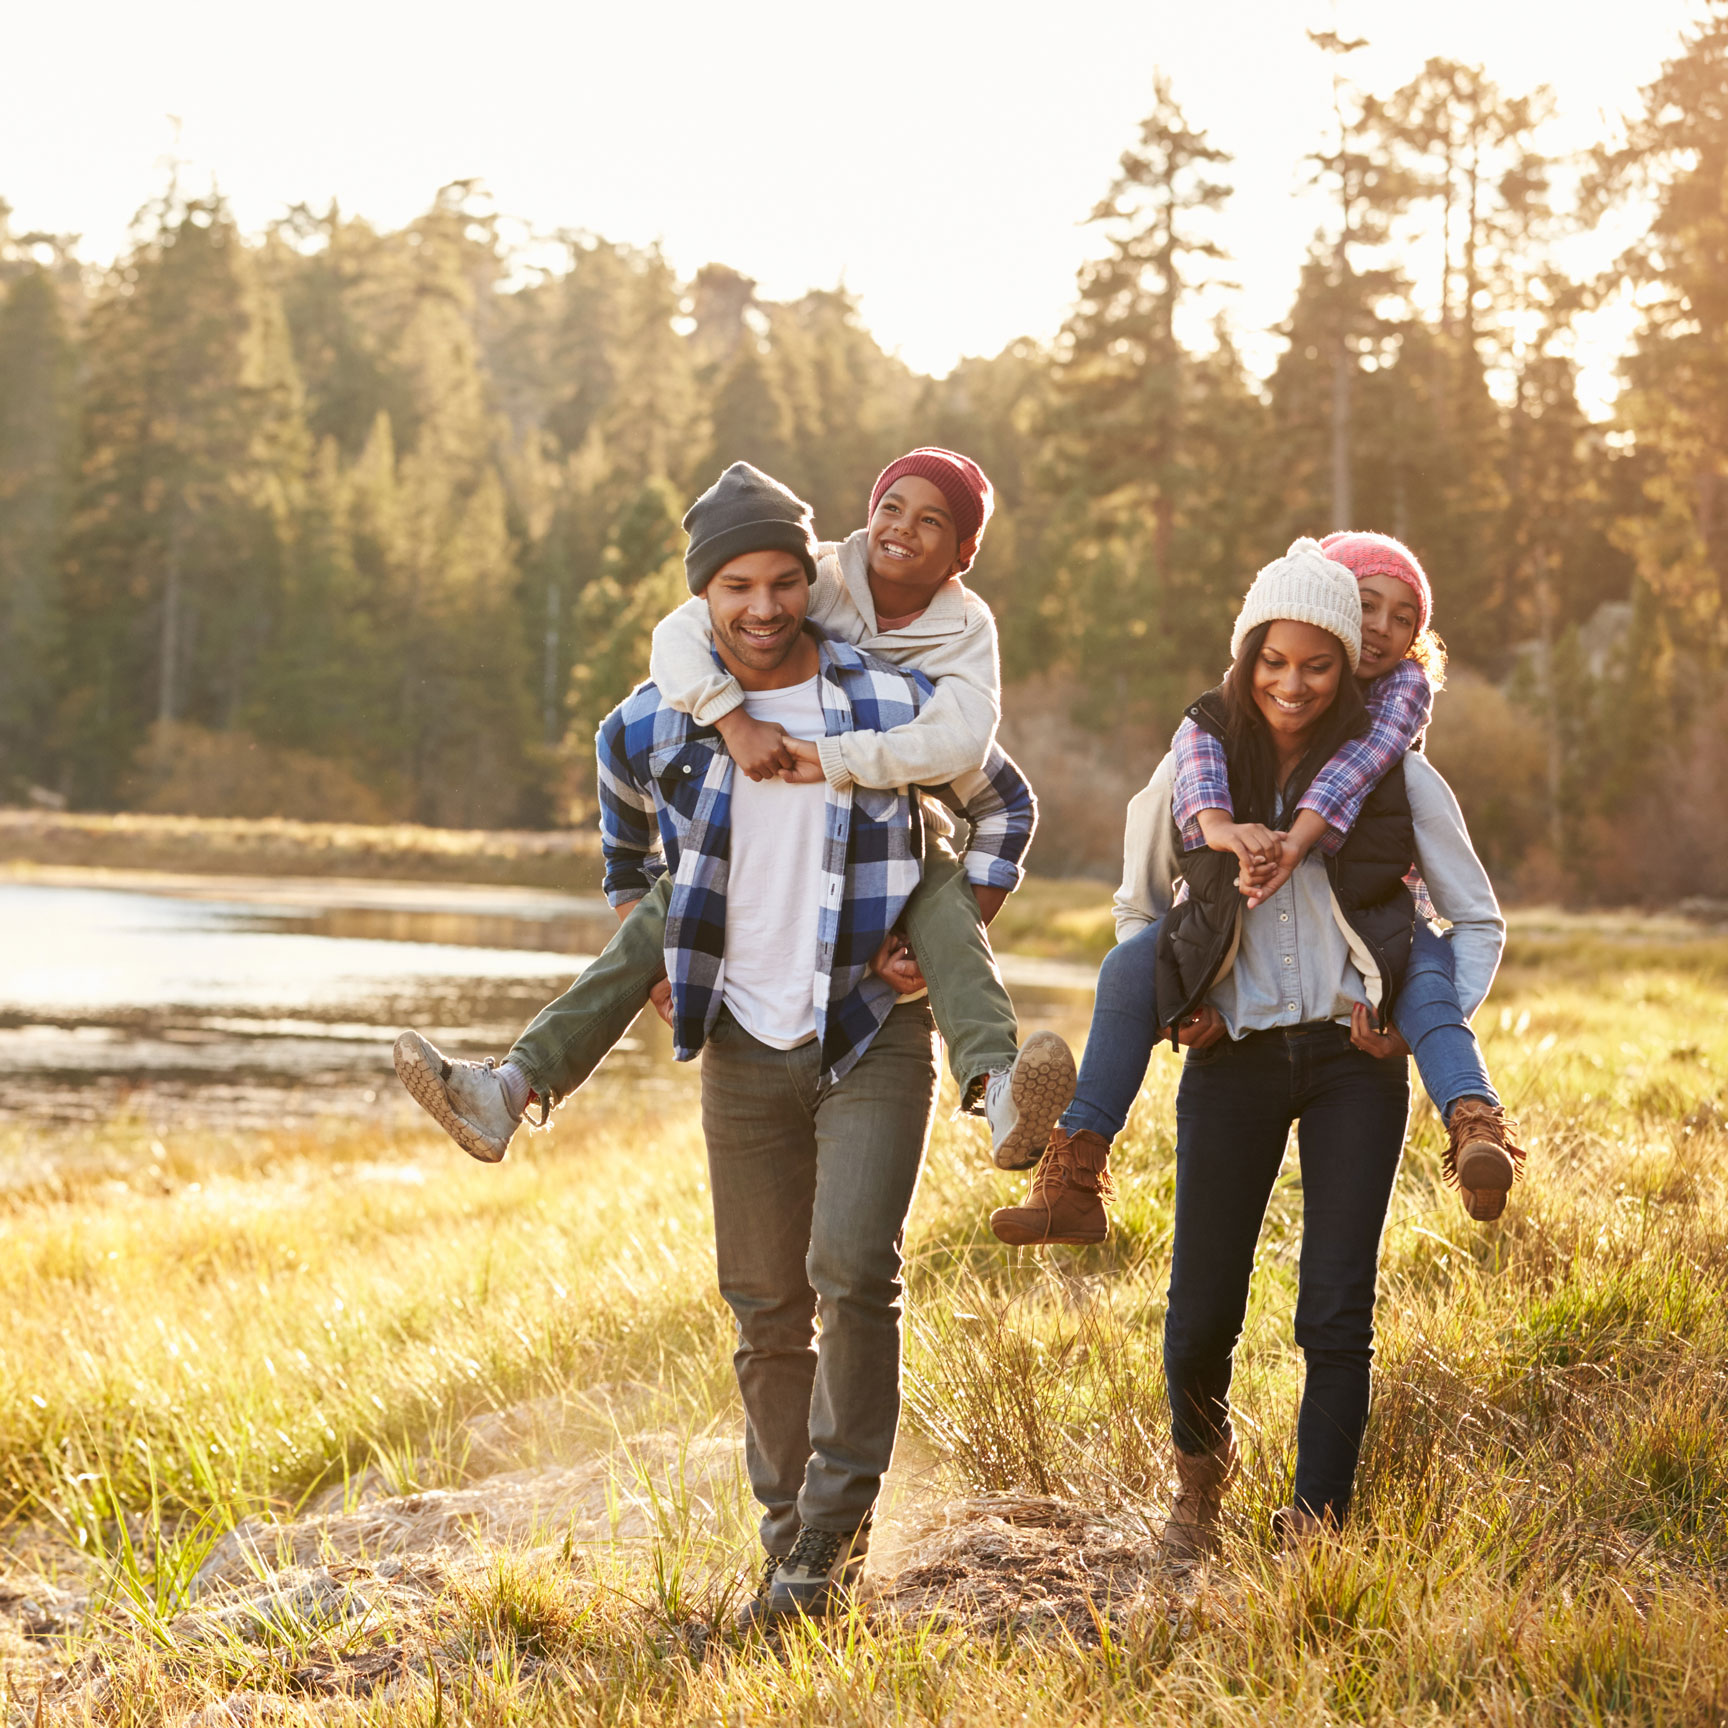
[992,532,1523,1248]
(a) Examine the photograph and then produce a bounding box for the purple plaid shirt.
[1171,658,1438,915]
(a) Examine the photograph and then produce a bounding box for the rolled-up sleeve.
[941,746,1036,891]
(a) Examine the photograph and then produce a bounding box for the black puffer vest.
[1152,688,1418,1045]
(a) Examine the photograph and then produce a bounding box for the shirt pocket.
[853,787,904,826]
[649,741,714,819]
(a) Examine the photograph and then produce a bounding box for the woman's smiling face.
[1251,619,1348,748]
[1356,573,1421,680]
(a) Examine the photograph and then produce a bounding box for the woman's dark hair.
[1221,621,1368,824]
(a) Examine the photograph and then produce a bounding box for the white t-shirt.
[722,675,829,1049]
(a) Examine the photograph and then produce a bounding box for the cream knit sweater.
[647,527,1002,790]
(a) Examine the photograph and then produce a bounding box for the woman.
[1089,540,1502,1552]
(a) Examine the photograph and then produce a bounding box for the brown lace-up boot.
[1445,1098,1527,1222]
[1158,1439,1239,1564]
[989,1126,1113,1246]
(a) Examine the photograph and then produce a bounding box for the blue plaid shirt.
[596,637,1036,1084]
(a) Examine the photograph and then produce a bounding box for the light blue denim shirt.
[1114,751,1505,1037]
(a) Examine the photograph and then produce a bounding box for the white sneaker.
[984,1029,1078,1171]
[392,1031,520,1163]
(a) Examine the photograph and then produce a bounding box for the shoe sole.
[392,1032,510,1163]
[988,1211,1109,1247]
[993,1031,1079,1171]
[1457,1141,1514,1221]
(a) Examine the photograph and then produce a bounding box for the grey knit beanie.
[1229,537,1363,671]
[682,462,819,596]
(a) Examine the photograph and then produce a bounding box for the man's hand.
[1350,1001,1410,1059]
[777,735,828,785]
[869,931,927,995]
[971,883,1009,927]
[1157,1003,1227,1049]
[716,709,798,780]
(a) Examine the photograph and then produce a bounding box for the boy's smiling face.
[866,474,962,603]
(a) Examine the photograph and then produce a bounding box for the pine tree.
[60,189,307,805]
[0,264,77,795]
[1590,0,1728,636]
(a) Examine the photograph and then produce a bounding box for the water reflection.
[0,875,1095,1126]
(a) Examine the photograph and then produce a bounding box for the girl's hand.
[777,736,827,784]
[1350,1001,1410,1059]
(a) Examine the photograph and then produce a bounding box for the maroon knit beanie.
[868,448,995,574]
[1320,531,1432,633]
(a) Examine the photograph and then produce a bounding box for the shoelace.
[783,1525,848,1575]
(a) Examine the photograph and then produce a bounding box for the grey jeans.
[701,998,938,1554]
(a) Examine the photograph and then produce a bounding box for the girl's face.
[1356,574,1420,680]
[1251,620,1347,748]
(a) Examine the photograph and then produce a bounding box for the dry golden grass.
[0,914,1725,1722]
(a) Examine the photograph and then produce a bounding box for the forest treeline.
[1,13,1725,897]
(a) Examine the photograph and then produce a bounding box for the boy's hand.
[869,931,927,995]
[777,735,828,784]
[648,978,674,1028]
[971,883,1008,927]
[1349,1001,1409,1059]
[716,710,798,780]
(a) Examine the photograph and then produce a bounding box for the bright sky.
[4,0,1702,415]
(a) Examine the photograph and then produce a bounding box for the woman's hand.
[1349,1001,1410,1059]
[1161,1003,1227,1049]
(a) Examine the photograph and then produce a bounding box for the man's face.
[867,474,962,592]
[706,549,811,674]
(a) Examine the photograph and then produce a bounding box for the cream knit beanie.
[1229,538,1363,671]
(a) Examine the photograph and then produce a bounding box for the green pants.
[506,840,1019,1114]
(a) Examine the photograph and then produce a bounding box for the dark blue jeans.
[1397,922,1498,1120]
[1164,1022,1409,1522]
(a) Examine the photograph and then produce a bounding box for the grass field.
[2,911,1727,1722]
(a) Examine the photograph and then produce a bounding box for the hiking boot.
[1158,1439,1238,1565]
[989,1126,1112,1246]
[1271,1504,1332,1553]
[984,1030,1079,1171]
[1444,1098,1527,1223]
[392,1031,520,1163]
[766,1522,870,1619]
[735,1548,788,1633]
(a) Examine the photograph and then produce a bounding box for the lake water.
[0,870,1095,1127]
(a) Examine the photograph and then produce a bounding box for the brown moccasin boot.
[989,1126,1113,1246]
[1271,1503,1334,1553]
[1158,1439,1239,1564]
[1444,1098,1527,1222]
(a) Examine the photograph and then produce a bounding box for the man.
[591,465,1035,1622]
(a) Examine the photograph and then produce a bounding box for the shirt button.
[682,764,693,775]
[1286,1003,1297,1013]
[1280,912,1289,922]
[1282,955,1292,965]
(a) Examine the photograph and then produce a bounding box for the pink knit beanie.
[1320,531,1432,633]
[869,448,994,574]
